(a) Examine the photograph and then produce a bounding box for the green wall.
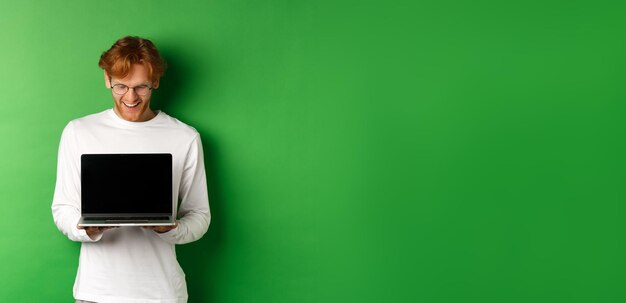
[1,0,625,302]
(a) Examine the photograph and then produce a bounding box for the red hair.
[98,36,166,82]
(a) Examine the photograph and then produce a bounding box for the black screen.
[81,154,172,214]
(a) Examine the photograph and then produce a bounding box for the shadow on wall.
[151,45,191,111]
[156,43,223,303]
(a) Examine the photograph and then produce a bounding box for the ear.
[153,78,160,89]
[104,71,111,88]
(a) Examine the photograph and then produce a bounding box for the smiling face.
[105,63,159,122]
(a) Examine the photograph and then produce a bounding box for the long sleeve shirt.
[52,109,210,303]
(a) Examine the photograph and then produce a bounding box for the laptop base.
[78,216,176,227]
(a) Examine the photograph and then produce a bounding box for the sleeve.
[158,133,211,244]
[51,122,102,242]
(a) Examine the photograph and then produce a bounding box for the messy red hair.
[98,36,166,82]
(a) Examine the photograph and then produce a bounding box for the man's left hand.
[143,222,178,233]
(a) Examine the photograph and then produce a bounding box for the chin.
[116,102,147,118]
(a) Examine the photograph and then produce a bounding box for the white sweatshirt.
[51,109,211,303]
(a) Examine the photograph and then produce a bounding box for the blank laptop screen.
[81,154,172,214]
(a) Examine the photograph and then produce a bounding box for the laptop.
[77,153,176,227]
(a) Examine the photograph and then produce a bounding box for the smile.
[123,101,140,108]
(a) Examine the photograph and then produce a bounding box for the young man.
[51,36,211,303]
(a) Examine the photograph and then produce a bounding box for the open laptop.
[77,153,176,227]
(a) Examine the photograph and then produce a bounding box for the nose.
[124,87,139,100]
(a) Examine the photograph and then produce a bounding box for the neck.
[113,108,157,122]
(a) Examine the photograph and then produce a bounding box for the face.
[105,64,159,122]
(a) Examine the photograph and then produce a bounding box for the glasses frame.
[109,80,154,96]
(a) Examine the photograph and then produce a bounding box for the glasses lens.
[112,84,128,95]
[135,85,151,95]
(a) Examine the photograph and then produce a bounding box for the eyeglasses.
[110,83,153,96]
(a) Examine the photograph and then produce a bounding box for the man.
[51,36,211,303]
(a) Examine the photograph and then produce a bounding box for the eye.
[135,85,150,95]
[111,84,129,95]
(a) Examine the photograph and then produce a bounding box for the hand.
[77,225,117,239]
[143,222,178,233]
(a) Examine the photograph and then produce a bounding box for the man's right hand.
[77,225,117,239]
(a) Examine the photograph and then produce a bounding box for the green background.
[1,0,625,302]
